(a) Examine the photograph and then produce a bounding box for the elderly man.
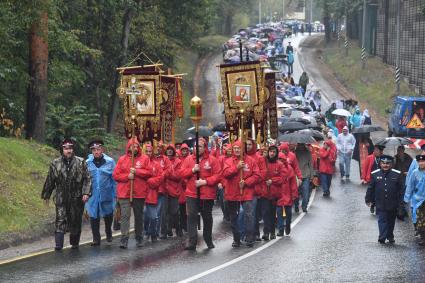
[337,126,356,180]
[85,140,116,246]
[365,155,402,244]
[42,139,91,250]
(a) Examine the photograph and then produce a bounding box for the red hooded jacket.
[280,142,302,179]
[222,140,261,201]
[113,138,152,199]
[178,143,190,204]
[145,146,164,205]
[277,155,298,206]
[180,139,221,200]
[246,139,266,197]
[263,152,285,199]
[154,154,171,195]
[319,140,336,175]
[165,144,183,198]
[361,154,378,183]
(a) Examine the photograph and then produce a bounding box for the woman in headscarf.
[362,109,372,125]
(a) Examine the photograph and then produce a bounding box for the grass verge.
[0,137,57,246]
[322,40,417,118]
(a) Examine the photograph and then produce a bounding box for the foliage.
[46,104,106,156]
[0,97,25,138]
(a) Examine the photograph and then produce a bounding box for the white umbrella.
[332,108,352,117]
[277,103,292,108]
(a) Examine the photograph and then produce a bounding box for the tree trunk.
[224,13,233,35]
[107,5,135,133]
[26,10,48,142]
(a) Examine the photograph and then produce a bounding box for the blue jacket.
[85,154,116,218]
[287,52,294,64]
[405,168,425,223]
[350,113,362,128]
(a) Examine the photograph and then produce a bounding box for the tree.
[26,1,49,142]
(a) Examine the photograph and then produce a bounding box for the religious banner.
[117,65,162,141]
[160,75,178,143]
[219,61,265,138]
[175,79,184,119]
[263,71,278,140]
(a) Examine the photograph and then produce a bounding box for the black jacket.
[365,169,402,211]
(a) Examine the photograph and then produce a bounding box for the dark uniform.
[365,162,403,244]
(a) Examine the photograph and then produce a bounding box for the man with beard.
[42,139,91,251]
[85,140,116,246]
[180,138,221,250]
[113,137,152,248]
[223,140,260,247]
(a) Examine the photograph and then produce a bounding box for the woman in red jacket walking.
[222,140,260,247]
[180,138,221,250]
[112,138,152,248]
[319,140,336,197]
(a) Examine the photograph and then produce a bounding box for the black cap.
[62,138,74,148]
[416,155,425,161]
[379,155,394,163]
[88,139,104,149]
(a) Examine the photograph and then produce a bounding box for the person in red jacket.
[217,144,233,222]
[260,145,284,240]
[361,145,385,184]
[280,142,303,182]
[113,138,152,248]
[143,144,164,242]
[180,138,221,250]
[222,140,260,247]
[163,144,183,238]
[319,140,336,197]
[336,116,348,134]
[153,142,172,239]
[178,143,190,232]
[277,152,298,236]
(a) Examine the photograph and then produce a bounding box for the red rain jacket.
[319,141,336,174]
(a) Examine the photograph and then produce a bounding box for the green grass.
[322,40,417,118]
[0,137,57,241]
[195,35,228,56]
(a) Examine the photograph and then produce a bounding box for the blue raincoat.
[350,110,362,128]
[404,168,425,223]
[85,154,116,218]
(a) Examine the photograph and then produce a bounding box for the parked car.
[388,96,425,138]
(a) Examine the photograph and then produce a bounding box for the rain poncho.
[85,154,116,218]
[350,110,362,128]
[405,168,425,223]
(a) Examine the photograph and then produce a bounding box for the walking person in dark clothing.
[42,139,92,250]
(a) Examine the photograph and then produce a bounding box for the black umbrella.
[185,126,213,137]
[279,121,309,132]
[352,125,385,134]
[212,122,227,132]
[296,129,325,141]
[278,133,316,144]
[375,137,413,147]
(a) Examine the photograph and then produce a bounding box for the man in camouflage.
[42,139,92,250]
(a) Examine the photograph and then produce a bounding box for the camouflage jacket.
[42,155,92,206]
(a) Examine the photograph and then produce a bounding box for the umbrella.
[186,126,213,137]
[278,133,316,144]
[212,122,227,132]
[332,109,352,117]
[375,137,413,147]
[277,102,292,108]
[278,121,309,132]
[296,129,325,141]
[352,125,385,134]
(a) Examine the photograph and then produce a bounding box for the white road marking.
[177,189,317,283]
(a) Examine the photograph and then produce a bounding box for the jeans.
[294,178,311,210]
[277,206,293,231]
[229,200,255,243]
[144,204,159,237]
[186,197,214,246]
[118,198,145,242]
[157,194,167,236]
[320,173,333,194]
[338,152,352,177]
[377,209,397,241]
[238,197,257,239]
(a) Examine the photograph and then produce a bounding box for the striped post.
[361,46,366,69]
[337,26,340,48]
[344,35,349,57]
[395,65,401,94]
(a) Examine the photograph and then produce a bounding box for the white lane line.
[177,189,317,283]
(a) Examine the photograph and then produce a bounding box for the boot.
[262,233,270,241]
[104,214,113,242]
[55,232,64,251]
[70,233,81,249]
[90,218,101,246]
[120,237,128,249]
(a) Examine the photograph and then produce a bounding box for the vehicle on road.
[388,96,425,138]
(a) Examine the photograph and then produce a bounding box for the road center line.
[177,189,317,283]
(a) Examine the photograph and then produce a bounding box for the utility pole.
[395,0,401,94]
[282,0,285,21]
[309,0,313,35]
[361,0,367,69]
[344,1,349,57]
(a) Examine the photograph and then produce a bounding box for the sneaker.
[232,241,241,248]
[276,230,284,237]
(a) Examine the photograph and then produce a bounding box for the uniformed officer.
[365,155,403,244]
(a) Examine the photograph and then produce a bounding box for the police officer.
[365,155,403,244]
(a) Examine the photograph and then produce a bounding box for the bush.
[46,104,106,156]
[0,97,25,138]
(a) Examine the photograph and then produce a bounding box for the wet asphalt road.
[2,35,425,282]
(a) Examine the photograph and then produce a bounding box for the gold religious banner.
[117,65,162,141]
[219,61,265,137]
